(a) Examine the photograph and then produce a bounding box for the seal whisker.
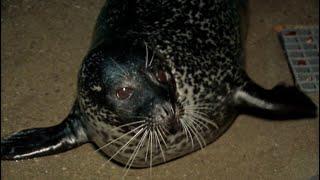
[97,126,145,172]
[194,119,210,132]
[189,111,219,129]
[156,124,165,136]
[126,116,149,119]
[148,50,155,68]
[149,129,154,178]
[156,126,168,149]
[144,129,151,162]
[185,119,206,149]
[159,124,169,135]
[106,127,146,163]
[184,119,205,149]
[154,129,166,162]
[95,124,145,152]
[184,111,211,128]
[180,119,194,149]
[186,119,203,149]
[188,110,210,117]
[184,107,212,110]
[184,109,219,130]
[183,103,212,107]
[157,125,166,138]
[185,114,210,131]
[109,120,146,132]
[181,123,189,142]
[144,42,149,69]
[153,128,158,152]
[181,102,212,107]
[186,117,207,136]
[122,129,149,178]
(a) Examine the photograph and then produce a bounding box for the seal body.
[1,0,317,170]
[79,0,247,167]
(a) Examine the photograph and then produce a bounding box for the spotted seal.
[1,0,317,170]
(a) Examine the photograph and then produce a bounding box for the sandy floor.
[1,0,319,179]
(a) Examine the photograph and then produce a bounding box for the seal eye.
[155,70,169,83]
[116,87,134,100]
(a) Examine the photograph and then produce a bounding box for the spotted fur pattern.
[78,0,249,168]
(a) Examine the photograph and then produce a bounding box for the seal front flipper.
[1,102,88,160]
[233,81,318,119]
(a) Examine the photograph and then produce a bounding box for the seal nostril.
[168,127,177,134]
[163,107,169,115]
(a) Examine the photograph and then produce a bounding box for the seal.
[1,0,317,170]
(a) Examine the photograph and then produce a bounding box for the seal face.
[1,0,317,171]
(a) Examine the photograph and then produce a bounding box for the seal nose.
[149,101,181,134]
[151,101,175,124]
[162,102,175,116]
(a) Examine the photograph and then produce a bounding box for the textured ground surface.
[1,0,319,179]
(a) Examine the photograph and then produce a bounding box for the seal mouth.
[167,116,181,134]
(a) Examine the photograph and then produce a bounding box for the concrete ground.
[1,0,319,179]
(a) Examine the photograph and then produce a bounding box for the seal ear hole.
[116,87,134,100]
